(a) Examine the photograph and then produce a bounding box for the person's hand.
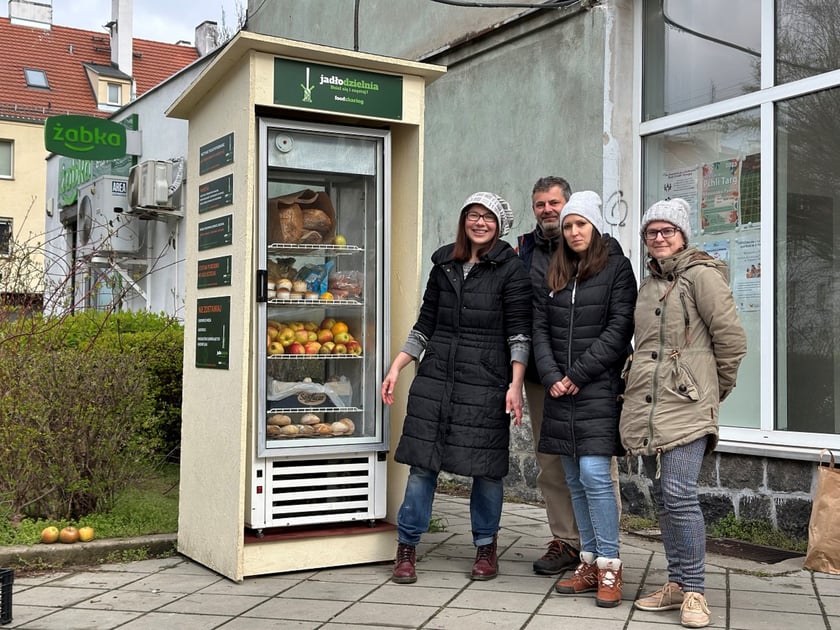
[549,376,579,397]
[381,370,398,405]
[506,384,524,426]
[560,375,579,395]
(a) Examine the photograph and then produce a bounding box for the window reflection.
[643,0,761,120]
[776,0,840,84]
[776,88,840,433]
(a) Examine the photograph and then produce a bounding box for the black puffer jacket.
[532,236,637,457]
[394,240,532,479]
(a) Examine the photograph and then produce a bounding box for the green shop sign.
[274,58,403,120]
[45,115,127,160]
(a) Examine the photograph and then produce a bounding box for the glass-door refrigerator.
[247,118,391,534]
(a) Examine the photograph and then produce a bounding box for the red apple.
[294,329,310,344]
[319,341,335,354]
[333,343,348,355]
[304,341,322,354]
[317,329,333,343]
[288,342,306,355]
[320,317,337,331]
[333,331,351,344]
[345,340,362,355]
[59,526,80,544]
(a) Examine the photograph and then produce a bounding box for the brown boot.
[595,557,623,608]
[554,551,598,594]
[470,535,498,580]
[392,543,417,584]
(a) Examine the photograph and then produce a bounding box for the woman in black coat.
[532,191,636,608]
[382,192,531,585]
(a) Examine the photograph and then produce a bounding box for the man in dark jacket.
[517,176,581,574]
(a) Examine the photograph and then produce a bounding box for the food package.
[295,261,334,294]
[328,270,363,299]
[267,189,336,244]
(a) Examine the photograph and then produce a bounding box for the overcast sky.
[3,0,242,45]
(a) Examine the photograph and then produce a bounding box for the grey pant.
[642,436,708,593]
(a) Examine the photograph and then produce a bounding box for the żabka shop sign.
[44,115,127,160]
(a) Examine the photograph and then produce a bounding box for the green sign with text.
[274,58,403,120]
[45,115,127,160]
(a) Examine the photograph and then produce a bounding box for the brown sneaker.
[595,557,623,608]
[634,581,685,611]
[391,543,417,584]
[533,539,580,575]
[470,535,498,580]
[680,592,711,628]
[554,553,598,594]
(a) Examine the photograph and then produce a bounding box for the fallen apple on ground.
[40,526,60,544]
[59,526,80,544]
[78,526,95,542]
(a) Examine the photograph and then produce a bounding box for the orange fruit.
[331,321,348,335]
[320,291,334,301]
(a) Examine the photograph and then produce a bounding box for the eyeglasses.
[465,211,497,224]
[643,227,679,241]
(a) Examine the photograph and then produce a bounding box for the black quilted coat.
[532,236,637,457]
[394,240,532,479]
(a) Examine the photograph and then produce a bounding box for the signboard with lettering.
[195,296,230,369]
[199,133,234,175]
[45,115,127,160]
[198,215,233,251]
[197,255,232,289]
[274,58,403,120]
[198,174,234,214]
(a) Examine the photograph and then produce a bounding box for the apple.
[320,317,337,331]
[289,321,305,331]
[293,329,310,344]
[333,343,348,355]
[288,342,306,355]
[303,321,318,332]
[267,326,280,340]
[40,526,60,544]
[59,526,80,544]
[304,341,322,354]
[78,526,95,542]
[317,329,333,343]
[333,331,351,344]
[331,321,349,335]
[268,341,285,356]
[334,234,347,246]
[345,340,362,355]
[319,341,335,354]
[278,327,296,346]
[307,331,318,342]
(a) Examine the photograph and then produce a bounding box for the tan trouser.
[526,381,622,547]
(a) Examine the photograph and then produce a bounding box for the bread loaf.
[270,203,303,243]
[267,414,292,426]
[313,423,332,435]
[302,209,333,233]
[300,413,321,425]
[298,424,315,435]
[280,424,300,435]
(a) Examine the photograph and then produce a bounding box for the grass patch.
[429,515,447,533]
[708,513,807,553]
[0,463,179,546]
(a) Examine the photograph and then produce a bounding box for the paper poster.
[732,235,761,312]
[663,166,700,236]
[701,158,741,233]
[701,239,730,264]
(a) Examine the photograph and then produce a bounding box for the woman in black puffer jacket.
[532,191,636,608]
[382,192,531,586]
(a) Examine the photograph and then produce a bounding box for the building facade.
[245,0,840,539]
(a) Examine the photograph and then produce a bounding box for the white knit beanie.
[559,191,604,235]
[460,192,514,236]
[641,198,692,241]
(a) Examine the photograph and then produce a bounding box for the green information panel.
[197,255,232,289]
[198,215,233,251]
[195,296,230,369]
[199,133,234,175]
[198,174,233,214]
[274,58,403,120]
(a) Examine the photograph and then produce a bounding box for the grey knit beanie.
[641,198,692,241]
[559,190,604,235]
[460,191,514,236]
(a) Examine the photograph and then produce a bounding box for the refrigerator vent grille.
[266,456,377,526]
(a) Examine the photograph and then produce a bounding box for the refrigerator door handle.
[256,269,268,303]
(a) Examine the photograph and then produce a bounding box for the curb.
[0,534,177,570]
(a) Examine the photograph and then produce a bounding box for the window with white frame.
[641,0,840,446]
[0,218,12,257]
[0,140,12,178]
[107,83,122,105]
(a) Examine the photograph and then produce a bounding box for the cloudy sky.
[3,0,243,45]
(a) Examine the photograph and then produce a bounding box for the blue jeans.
[561,455,620,558]
[643,436,708,593]
[397,466,503,547]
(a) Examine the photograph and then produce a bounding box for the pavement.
[3,493,838,629]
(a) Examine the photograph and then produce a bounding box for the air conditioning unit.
[128,159,183,211]
[76,176,141,255]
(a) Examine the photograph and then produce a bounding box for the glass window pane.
[643,109,761,428]
[0,140,11,177]
[643,0,761,120]
[107,83,121,105]
[776,0,840,84]
[776,88,840,434]
[0,219,12,256]
[24,68,48,88]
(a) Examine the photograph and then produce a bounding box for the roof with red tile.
[0,17,200,123]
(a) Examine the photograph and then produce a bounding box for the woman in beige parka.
[620,198,746,629]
